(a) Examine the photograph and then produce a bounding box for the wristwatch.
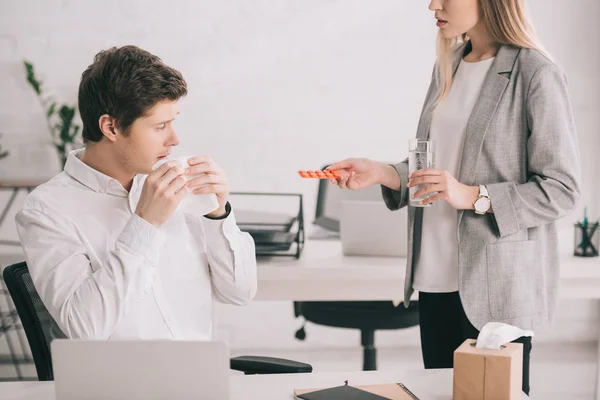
[473,185,491,215]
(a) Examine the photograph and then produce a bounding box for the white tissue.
[152,155,220,216]
[475,322,534,350]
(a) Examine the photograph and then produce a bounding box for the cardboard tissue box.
[453,322,533,400]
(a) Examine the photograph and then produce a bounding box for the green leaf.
[58,105,76,143]
[47,103,56,117]
[23,60,41,95]
[21,62,81,157]
[58,105,75,122]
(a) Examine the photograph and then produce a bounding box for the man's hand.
[135,161,188,227]
[407,168,478,210]
[184,155,230,218]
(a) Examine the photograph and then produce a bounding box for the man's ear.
[98,114,118,142]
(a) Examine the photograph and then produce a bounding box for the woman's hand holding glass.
[407,168,479,210]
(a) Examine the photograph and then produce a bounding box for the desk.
[1,228,598,395]
[0,369,534,400]
[256,238,600,399]
[256,240,600,301]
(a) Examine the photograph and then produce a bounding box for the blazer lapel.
[457,44,521,186]
[416,94,435,140]
[456,44,521,235]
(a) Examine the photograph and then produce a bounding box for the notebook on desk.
[294,383,420,400]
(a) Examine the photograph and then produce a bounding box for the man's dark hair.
[78,45,187,143]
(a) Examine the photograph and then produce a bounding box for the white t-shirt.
[413,57,495,293]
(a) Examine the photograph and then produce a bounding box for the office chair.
[294,168,420,371]
[3,262,312,380]
[294,301,419,371]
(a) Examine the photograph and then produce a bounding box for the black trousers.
[418,291,532,395]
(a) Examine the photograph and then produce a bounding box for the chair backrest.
[3,262,66,380]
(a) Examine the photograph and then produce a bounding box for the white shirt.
[15,149,257,340]
[413,57,495,293]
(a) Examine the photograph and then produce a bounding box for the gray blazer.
[382,42,581,332]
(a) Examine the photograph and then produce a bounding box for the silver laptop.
[51,339,230,400]
[340,200,408,257]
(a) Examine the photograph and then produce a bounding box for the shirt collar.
[64,148,130,197]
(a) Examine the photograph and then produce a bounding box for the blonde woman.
[329,0,580,394]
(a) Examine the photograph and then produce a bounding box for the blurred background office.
[0,0,599,397]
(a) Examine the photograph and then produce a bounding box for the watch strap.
[479,185,489,197]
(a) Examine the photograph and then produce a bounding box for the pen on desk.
[397,383,420,400]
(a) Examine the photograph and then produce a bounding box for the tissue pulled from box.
[475,322,534,350]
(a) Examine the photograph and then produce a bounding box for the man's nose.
[168,129,180,147]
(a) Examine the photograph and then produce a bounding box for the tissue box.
[453,339,523,400]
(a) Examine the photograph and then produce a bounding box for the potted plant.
[23,60,81,167]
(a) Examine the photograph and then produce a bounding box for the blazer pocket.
[486,240,543,320]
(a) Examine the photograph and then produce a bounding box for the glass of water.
[408,139,436,207]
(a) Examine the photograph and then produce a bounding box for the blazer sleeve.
[486,64,581,238]
[381,159,410,210]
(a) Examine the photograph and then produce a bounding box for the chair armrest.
[230,355,312,374]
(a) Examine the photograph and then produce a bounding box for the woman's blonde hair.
[433,0,545,106]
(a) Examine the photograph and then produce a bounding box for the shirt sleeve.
[15,207,166,339]
[486,64,581,238]
[199,204,257,305]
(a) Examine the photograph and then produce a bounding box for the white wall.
[1,0,598,227]
[0,0,598,353]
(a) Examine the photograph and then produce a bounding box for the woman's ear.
[98,114,118,142]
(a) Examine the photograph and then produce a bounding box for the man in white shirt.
[15,45,257,341]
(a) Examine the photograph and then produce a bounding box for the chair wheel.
[295,326,306,340]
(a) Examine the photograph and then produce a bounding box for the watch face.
[475,197,491,212]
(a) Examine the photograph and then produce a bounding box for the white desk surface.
[256,239,600,301]
[2,232,597,302]
[0,369,531,400]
